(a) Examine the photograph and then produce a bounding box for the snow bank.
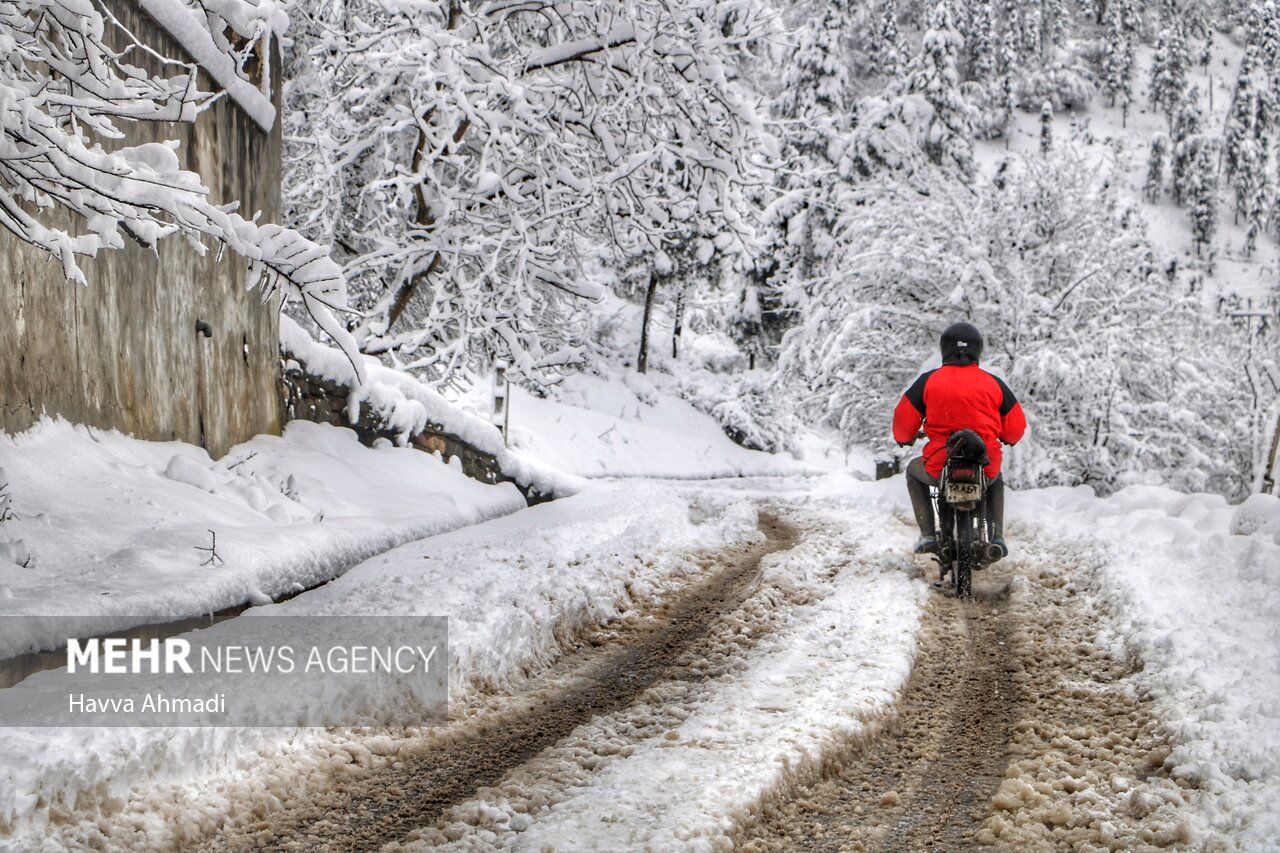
[281,316,580,498]
[1013,486,1280,848]
[285,316,820,484]
[0,485,762,843]
[491,369,822,480]
[0,418,525,661]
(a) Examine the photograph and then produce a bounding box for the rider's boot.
[988,477,1008,560]
[905,467,938,555]
[911,535,942,555]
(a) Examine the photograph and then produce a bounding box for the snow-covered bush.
[1013,60,1097,110]
[675,371,798,455]
[684,332,748,375]
[777,151,1253,496]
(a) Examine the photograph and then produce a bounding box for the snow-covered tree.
[1101,0,1136,124]
[779,5,852,147]
[1021,2,1043,59]
[1040,101,1054,153]
[1150,17,1190,127]
[1171,89,1206,206]
[1225,46,1270,188]
[777,152,1239,493]
[1236,140,1271,256]
[966,0,997,82]
[1002,0,1025,68]
[1187,140,1220,255]
[286,0,766,385]
[998,16,1018,141]
[1246,0,1280,122]
[1041,0,1070,59]
[900,0,977,179]
[870,0,906,79]
[1,0,360,368]
[1145,134,1169,202]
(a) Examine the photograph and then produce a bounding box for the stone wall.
[0,0,283,458]
[280,365,514,492]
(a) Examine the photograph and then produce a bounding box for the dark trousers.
[905,457,1004,539]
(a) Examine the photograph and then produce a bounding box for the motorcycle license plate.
[945,482,981,502]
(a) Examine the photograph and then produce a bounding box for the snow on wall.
[0,0,285,459]
[280,316,581,499]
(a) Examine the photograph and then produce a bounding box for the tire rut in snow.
[742,571,1017,852]
[744,535,1196,852]
[198,513,797,852]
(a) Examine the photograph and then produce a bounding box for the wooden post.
[492,359,510,446]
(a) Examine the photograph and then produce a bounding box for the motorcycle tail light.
[950,466,978,482]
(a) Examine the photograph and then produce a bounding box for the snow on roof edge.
[135,0,277,132]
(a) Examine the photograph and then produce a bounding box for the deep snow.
[0,419,524,662]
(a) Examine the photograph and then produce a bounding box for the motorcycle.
[931,430,1005,597]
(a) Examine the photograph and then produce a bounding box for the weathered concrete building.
[0,0,282,458]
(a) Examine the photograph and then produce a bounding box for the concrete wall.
[0,0,283,458]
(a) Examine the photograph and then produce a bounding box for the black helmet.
[940,321,983,365]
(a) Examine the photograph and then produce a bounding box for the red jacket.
[892,364,1026,479]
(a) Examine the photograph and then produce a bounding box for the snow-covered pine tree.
[1146,134,1170,202]
[1187,140,1220,255]
[999,13,1019,143]
[1042,0,1070,58]
[871,0,905,79]
[728,283,765,370]
[1246,1,1280,137]
[1022,1,1044,60]
[966,0,997,82]
[1172,88,1206,206]
[1150,16,1190,127]
[1002,0,1024,68]
[1225,46,1268,190]
[1040,101,1054,153]
[1101,0,1136,124]
[779,5,852,146]
[1236,140,1271,256]
[742,2,855,365]
[902,0,977,179]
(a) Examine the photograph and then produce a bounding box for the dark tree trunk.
[637,271,659,374]
[671,287,685,360]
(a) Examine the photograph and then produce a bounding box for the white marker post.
[493,360,510,446]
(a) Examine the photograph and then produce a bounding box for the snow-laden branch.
[283,0,768,386]
[0,0,364,380]
[135,0,277,131]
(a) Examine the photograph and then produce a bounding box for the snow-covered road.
[3,475,1279,851]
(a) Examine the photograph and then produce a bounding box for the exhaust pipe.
[981,542,1006,564]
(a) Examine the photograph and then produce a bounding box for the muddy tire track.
[743,535,1196,852]
[742,569,1017,852]
[193,513,797,852]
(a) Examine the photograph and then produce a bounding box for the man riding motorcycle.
[891,322,1027,557]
